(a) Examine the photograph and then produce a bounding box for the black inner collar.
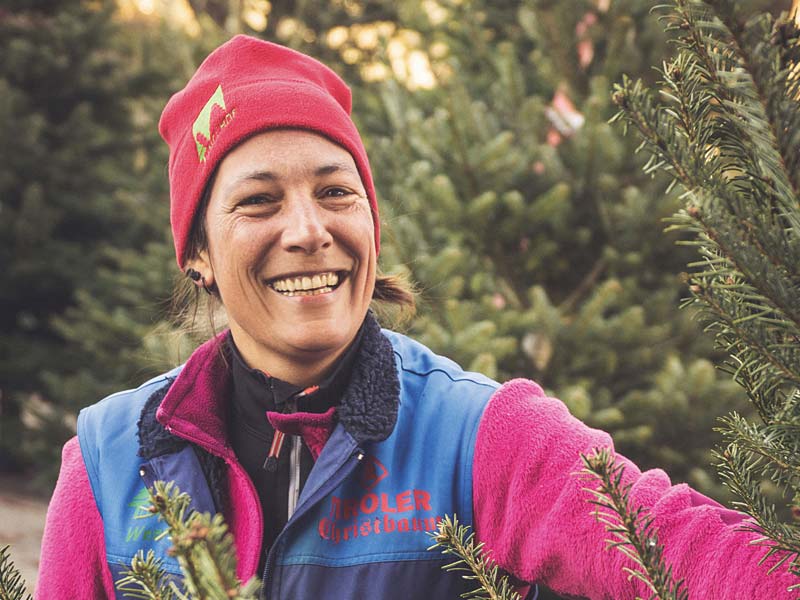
[227,318,367,439]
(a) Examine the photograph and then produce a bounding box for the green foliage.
[428,515,522,600]
[117,550,179,600]
[2,0,776,543]
[0,545,31,600]
[364,0,745,501]
[581,449,688,600]
[0,0,137,470]
[0,1,217,483]
[116,481,260,600]
[0,0,747,508]
[612,0,800,589]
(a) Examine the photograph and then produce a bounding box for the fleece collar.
[227,316,368,441]
[144,312,399,461]
[335,313,399,445]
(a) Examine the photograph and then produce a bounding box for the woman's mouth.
[267,270,346,297]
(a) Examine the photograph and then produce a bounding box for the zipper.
[287,435,302,518]
[260,446,364,599]
[285,394,301,518]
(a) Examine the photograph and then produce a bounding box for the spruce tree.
[0,1,218,481]
[0,545,31,600]
[0,0,144,472]
[31,19,216,478]
[609,0,800,589]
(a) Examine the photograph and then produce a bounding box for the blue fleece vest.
[78,331,531,599]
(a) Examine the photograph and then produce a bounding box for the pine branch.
[116,550,182,600]
[676,205,800,326]
[0,546,31,600]
[614,71,800,292]
[679,267,800,418]
[614,0,800,592]
[613,6,800,302]
[581,449,689,600]
[713,412,800,568]
[116,482,260,600]
[152,481,258,600]
[665,0,800,234]
[612,2,800,422]
[719,413,800,485]
[708,0,800,199]
[713,439,800,587]
[427,515,522,600]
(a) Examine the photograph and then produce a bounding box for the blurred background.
[0,0,791,587]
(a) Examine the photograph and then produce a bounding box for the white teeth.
[270,271,342,294]
[282,286,333,297]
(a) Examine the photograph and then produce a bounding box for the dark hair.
[173,178,416,337]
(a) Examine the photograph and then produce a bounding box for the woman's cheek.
[231,221,274,252]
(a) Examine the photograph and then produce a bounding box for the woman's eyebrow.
[222,170,277,198]
[314,162,360,177]
[222,162,360,198]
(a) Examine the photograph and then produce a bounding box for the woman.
[37,35,793,599]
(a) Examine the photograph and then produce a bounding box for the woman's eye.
[323,187,350,198]
[238,195,275,207]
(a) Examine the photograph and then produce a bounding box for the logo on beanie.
[192,84,236,163]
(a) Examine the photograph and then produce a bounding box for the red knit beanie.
[159,35,380,268]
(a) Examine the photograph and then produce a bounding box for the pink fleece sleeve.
[473,379,796,600]
[36,436,116,600]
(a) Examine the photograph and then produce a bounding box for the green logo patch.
[192,85,235,163]
[126,486,168,543]
[128,486,151,511]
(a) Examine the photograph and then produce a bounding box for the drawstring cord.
[262,385,320,472]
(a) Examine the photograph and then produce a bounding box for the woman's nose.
[280,197,334,254]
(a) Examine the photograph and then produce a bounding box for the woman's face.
[189,129,376,382]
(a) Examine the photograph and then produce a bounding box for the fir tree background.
[0,0,795,593]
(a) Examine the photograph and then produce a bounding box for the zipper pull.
[263,430,285,472]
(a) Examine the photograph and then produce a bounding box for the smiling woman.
[186,130,377,388]
[36,35,797,600]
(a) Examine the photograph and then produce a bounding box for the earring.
[186,268,213,295]
[201,275,213,296]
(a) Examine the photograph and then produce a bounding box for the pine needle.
[613,2,800,591]
[428,515,522,600]
[0,546,31,600]
[116,482,260,600]
[581,449,688,600]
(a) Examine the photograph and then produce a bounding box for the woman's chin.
[285,327,353,357]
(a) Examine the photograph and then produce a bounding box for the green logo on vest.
[126,486,168,543]
[128,486,151,510]
[192,84,236,163]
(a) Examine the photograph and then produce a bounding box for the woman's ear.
[184,251,215,291]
